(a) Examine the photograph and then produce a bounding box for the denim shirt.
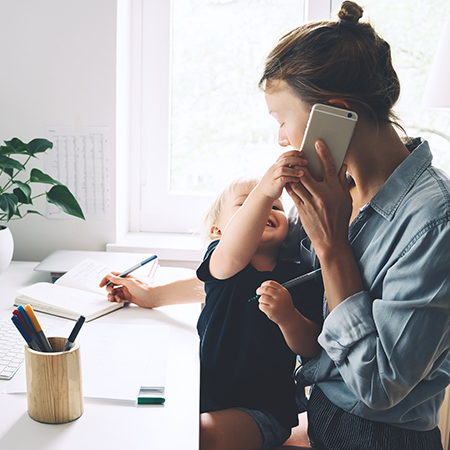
[290,138,450,431]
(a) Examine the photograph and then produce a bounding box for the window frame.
[128,0,336,234]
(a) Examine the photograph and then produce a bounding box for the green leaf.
[0,145,17,156]
[13,181,32,204]
[1,138,52,158]
[27,139,53,155]
[26,210,46,218]
[0,193,18,221]
[29,168,61,185]
[3,168,14,178]
[0,155,25,171]
[4,138,28,152]
[46,185,85,220]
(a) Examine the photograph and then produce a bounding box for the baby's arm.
[257,280,322,358]
[210,151,304,279]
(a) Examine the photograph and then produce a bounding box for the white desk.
[0,261,200,450]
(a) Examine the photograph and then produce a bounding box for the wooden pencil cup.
[25,337,84,424]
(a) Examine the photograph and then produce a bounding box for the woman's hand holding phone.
[300,103,357,181]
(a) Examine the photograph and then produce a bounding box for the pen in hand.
[248,268,322,302]
[63,315,86,352]
[105,255,158,287]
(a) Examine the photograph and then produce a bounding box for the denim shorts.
[236,407,291,450]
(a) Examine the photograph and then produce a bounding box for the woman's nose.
[278,128,290,147]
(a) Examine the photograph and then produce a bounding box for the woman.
[101,2,450,448]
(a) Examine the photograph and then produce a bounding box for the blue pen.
[11,316,40,351]
[17,305,45,352]
[105,255,158,287]
[62,315,85,352]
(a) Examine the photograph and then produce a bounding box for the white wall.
[0,0,120,261]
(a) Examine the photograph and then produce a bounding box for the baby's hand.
[257,150,306,200]
[256,280,296,326]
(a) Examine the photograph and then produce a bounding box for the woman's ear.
[327,98,351,110]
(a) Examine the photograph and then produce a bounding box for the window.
[361,1,450,171]
[132,0,309,234]
[129,0,450,235]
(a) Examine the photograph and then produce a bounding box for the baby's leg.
[200,408,264,450]
[282,412,310,447]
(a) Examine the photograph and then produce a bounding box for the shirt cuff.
[318,291,376,365]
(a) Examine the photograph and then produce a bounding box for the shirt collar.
[369,138,433,221]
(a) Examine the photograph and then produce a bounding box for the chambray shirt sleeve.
[318,220,450,410]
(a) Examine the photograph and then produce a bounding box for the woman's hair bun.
[338,1,364,23]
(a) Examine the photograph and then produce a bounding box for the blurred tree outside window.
[363,1,450,172]
[169,0,450,199]
[137,1,450,233]
[170,0,306,195]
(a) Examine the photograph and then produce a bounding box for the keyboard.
[0,316,52,380]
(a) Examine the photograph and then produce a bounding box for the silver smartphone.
[299,104,358,180]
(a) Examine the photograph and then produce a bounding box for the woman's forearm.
[317,241,364,311]
[148,276,205,308]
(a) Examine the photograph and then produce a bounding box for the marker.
[12,309,33,335]
[16,305,44,352]
[248,268,322,302]
[17,305,35,334]
[137,386,165,405]
[11,315,41,352]
[24,305,53,352]
[62,315,85,352]
[105,255,158,287]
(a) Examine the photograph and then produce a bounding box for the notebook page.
[55,258,110,295]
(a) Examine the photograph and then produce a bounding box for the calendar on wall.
[45,127,111,221]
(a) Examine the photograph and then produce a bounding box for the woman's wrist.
[316,241,365,311]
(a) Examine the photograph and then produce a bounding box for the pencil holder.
[25,337,84,424]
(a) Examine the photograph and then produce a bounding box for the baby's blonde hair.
[202,177,260,244]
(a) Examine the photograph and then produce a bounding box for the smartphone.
[299,104,358,181]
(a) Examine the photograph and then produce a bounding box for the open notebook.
[15,258,158,321]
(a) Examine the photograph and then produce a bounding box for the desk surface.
[0,261,200,450]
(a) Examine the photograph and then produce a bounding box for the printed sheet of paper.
[45,126,111,220]
[6,323,170,402]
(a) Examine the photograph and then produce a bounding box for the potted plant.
[0,137,85,273]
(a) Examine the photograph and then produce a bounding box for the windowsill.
[106,232,203,269]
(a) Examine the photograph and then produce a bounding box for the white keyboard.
[0,316,52,380]
[0,316,26,380]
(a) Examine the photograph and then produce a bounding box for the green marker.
[137,386,165,405]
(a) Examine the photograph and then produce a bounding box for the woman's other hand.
[99,274,205,309]
[99,272,155,307]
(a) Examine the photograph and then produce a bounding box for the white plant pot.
[0,226,14,275]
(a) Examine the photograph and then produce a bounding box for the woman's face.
[265,80,312,150]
